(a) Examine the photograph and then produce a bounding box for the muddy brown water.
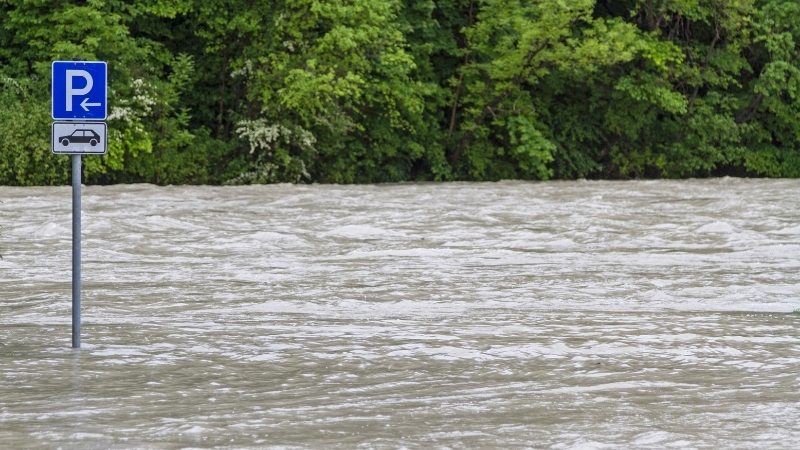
[1,179,799,448]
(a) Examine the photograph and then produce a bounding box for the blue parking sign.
[52,61,107,120]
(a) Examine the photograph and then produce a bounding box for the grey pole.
[72,154,81,349]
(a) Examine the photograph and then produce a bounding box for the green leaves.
[1,0,800,185]
[508,115,555,180]
[448,0,647,178]
[0,75,69,185]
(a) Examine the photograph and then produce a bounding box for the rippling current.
[1,179,799,448]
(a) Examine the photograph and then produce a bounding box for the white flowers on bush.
[230,60,254,79]
[236,119,316,155]
[108,79,156,126]
[229,119,316,184]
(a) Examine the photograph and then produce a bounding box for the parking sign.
[52,61,107,120]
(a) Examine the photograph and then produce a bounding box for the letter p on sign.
[52,61,107,120]
[65,70,93,112]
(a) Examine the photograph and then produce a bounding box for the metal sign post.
[72,155,81,348]
[52,61,108,349]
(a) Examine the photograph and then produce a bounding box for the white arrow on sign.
[80,98,101,111]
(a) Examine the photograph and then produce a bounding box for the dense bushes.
[1,0,799,185]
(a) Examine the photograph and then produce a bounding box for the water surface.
[1,179,799,448]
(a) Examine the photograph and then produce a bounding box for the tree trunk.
[735,93,764,124]
[449,90,511,165]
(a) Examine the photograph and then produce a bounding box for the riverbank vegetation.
[1,0,799,185]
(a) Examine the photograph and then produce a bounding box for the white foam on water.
[325,224,406,239]
[696,221,735,233]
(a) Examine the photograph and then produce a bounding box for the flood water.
[1,178,799,448]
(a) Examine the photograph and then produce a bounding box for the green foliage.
[1,0,799,185]
[0,76,68,185]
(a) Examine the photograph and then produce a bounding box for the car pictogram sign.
[52,61,107,120]
[52,122,107,155]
